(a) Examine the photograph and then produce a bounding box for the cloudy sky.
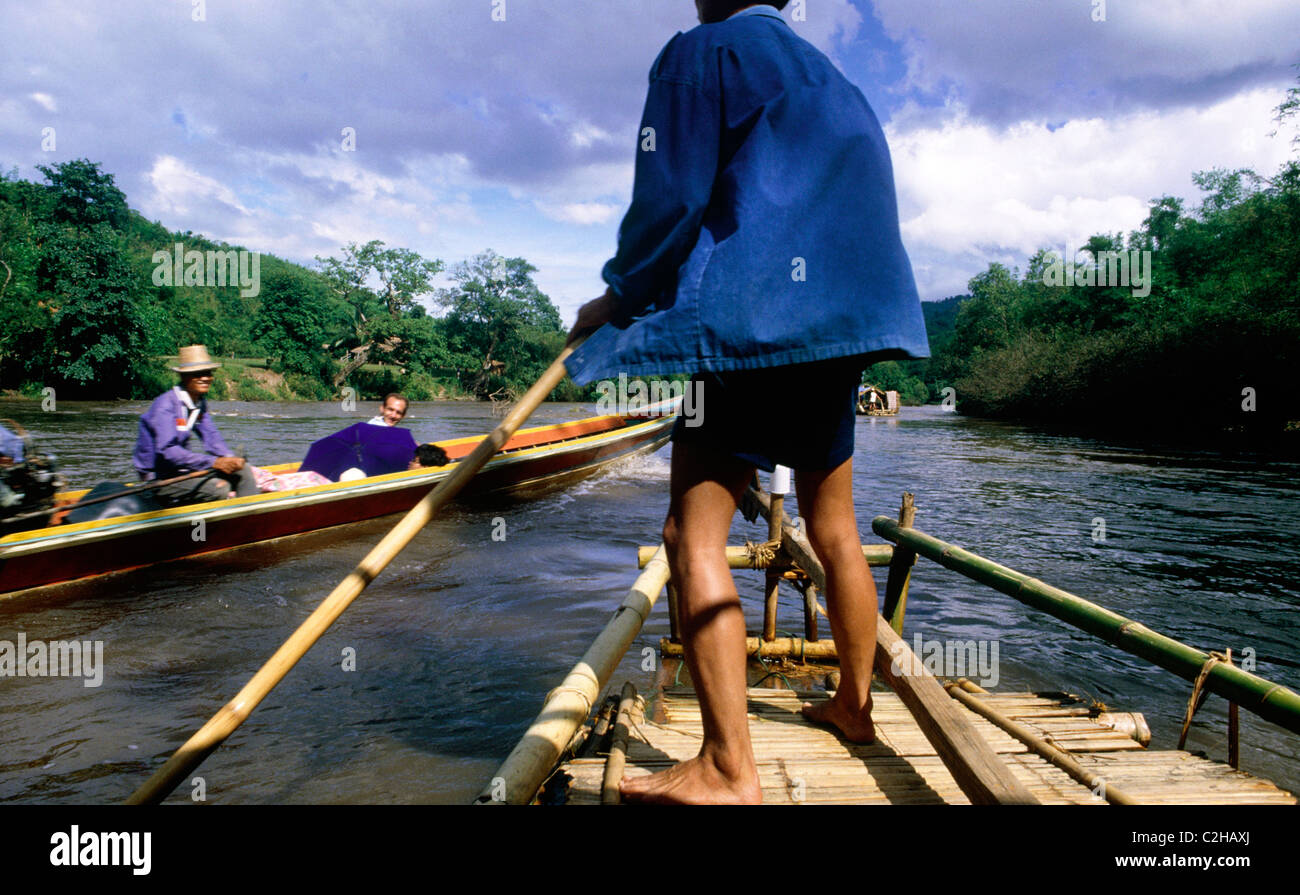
[3,0,1297,317]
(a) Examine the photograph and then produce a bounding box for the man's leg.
[227,464,260,497]
[796,458,877,742]
[153,472,227,507]
[619,441,761,804]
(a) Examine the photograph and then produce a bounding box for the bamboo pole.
[945,681,1140,805]
[881,493,917,634]
[7,467,216,528]
[666,581,682,644]
[475,546,671,805]
[802,581,820,642]
[872,516,1300,736]
[127,335,589,806]
[601,682,639,805]
[762,491,784,642]
[577,694,620,759]
[637,544,893,569]
[660,636,837,660]
[749,487,1039,805]
[660,632,832,660]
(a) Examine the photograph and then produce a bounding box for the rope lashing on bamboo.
[1178,649,1232,750]
[546,685,594,720]
[624,694,650,745]
[743,537,782,568]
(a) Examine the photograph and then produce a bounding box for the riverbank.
[0,356,484,404]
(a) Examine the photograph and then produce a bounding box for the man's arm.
[601,59,722,320]
[149,403,217,472]
[194,411,246,475]
[196,410,232,459]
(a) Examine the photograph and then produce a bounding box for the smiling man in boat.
[565,0,929,803]
[133,345,260,506]
[367,393,410,428]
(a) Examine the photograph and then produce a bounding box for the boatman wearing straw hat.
[132,345,260,506]
[566,1,929,803]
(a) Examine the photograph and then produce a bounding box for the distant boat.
[857,385,899,416]
[0,412,674,597]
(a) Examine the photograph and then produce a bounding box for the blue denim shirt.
[565,5,929,386]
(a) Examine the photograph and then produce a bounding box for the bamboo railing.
[872,516,1300,736]
[475,546,671,805]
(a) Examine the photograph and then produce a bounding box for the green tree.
[436,250,565,398]
[255,271,329,377]
[316,240,445,385]
[36,222,147,394]
[1270,62,1300,149]
[36,158,128,230]
[14,161,149,395]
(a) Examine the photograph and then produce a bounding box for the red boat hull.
[0,415,672,596]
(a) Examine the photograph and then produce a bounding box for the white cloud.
[142,155,251,219]
[535,201,622,226]
[786,0,864,60]
[888,86,1294,298]
[29,92,57,112]
[569,122,616,149]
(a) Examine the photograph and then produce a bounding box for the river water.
[1,398,1296,803]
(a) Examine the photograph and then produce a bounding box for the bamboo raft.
[480,483,1300,806]
[558,685,1294,805]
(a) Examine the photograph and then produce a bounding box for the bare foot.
[619,754,762,805]
[801,694,875,744]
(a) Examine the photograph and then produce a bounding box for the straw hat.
[170,345,222,374]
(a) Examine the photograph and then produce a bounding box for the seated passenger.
[410,443,450,469]
[294,392,447,481]
[367,393,409,427]
[299,418,419,481]
[132,345,260,506]
[0,421,24,512]
[0,421,25,464]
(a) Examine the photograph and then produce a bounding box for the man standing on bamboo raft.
[566,0,929,803]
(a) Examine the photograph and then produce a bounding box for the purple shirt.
[132,387,232,480]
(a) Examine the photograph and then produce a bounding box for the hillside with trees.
[5,126,1297,452]
[0,160,583,402]
[923,158,1300,445]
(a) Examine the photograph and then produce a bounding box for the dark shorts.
[670,355,868,472]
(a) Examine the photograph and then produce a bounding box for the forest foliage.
[913,157,1300,440]
[0,160,584,402]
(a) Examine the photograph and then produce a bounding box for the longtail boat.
[0,411,674,597]
[480,486,1300,806]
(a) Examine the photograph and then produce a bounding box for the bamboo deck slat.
[554,688,1297,805]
